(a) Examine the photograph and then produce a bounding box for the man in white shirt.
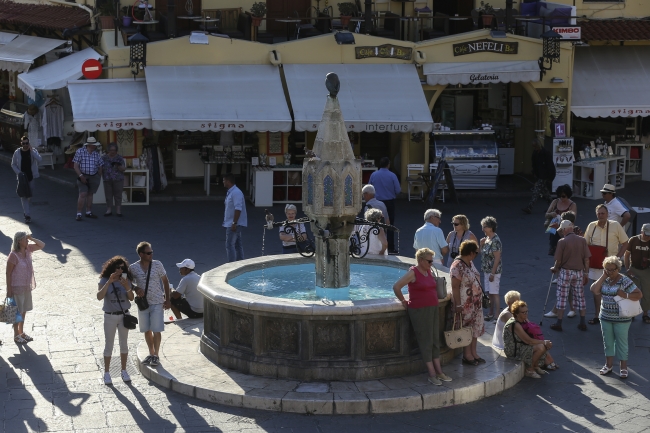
[169,259,203,321]
[600,184,631,229]
[222,173,247,262]
[413,209,449,266]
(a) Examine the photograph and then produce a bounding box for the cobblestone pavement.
[1,162,650,433]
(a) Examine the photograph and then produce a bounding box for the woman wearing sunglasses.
[591,256,642,378]
[445,214,478,268]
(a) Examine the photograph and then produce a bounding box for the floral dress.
[101,154,125,181]
[503,318,547,367]
[481,234,503,274]
[450,259,485,338]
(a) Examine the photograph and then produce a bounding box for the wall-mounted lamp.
[335,31,355,45]
[550,77,564,83]
[128,31,149,78]
[539,29,561,81]
[534,101,546,133]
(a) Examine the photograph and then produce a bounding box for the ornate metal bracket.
[349,217,399,259]
[266,217,316,257]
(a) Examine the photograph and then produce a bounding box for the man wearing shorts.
[550,220,591,332]
[169,258,204,321]
[73,137,103,221]
[129,241,171,366]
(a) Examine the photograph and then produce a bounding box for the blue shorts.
[138,303,164,333]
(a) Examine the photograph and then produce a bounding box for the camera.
[450,252,459,259]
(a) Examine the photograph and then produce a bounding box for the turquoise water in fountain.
[228,263,408,301]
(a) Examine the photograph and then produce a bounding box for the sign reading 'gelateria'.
[355,44,412,60]
[453,39,518,56]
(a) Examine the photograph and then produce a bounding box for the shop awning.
[0,31,17,45]
[423,60,540,85]
[571,46,650,118]
[144,65,292,132]
[68,79,152,131]
[0,35,65,72]
[17,48,102,100]
[283,64,433,133]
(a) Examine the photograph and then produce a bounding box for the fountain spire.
[303,73,362,289]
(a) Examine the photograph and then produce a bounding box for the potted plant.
[97,0,116,30]
[478,1,495,27]
[338,2,356,27]
[250,2,267,27]
[121,6,132,27]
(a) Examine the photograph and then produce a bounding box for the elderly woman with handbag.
[591,256,642,379]
[97,256,136,385]
[5,232,45,344]
[450,240,485,366]
[393,248,452,386]
[503,300,553,379]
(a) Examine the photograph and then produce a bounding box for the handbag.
[134,263,152,311]
[0,298,18,324]
[588,223,608,270]
[113,284,138,330]
[614,295,643,318]
[444,313,472,349]
[431,265,447,299]
[455,258,490,310]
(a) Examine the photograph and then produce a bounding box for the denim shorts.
[137,302,164,333]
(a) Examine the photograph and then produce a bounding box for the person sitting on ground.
[503,300,554,379]
[169,259,204,321]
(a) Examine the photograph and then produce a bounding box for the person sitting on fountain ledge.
[361,184,389,225]
[168,259,204,322]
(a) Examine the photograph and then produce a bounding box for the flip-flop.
[545,362,559,370]
[599,365,613,375]
[588,317,600,325]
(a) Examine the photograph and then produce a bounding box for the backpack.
[521,321,545,341]
[502,318,519,358]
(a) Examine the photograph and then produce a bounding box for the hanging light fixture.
[128,32,149,78]
[534,101,546,133]
[538,29,561,81]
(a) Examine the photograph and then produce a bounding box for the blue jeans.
[225,226,245,262]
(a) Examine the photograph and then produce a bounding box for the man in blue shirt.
[222,173,247,262]
[413,209,449,266]
[369,157,401,253]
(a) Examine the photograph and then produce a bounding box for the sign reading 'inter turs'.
[355,44,413,60]
[453,39,518,56]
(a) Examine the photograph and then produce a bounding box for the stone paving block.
[295,382,329,393]
[379,377,412,390]
[147,367,172,389]
[262,379,299,391]
[415,384,454,410]
[355,379,390,393]
[366,388,423,413]
[241,388,286,411]
[333,392,370,415]
[195,384,245,407]
[443,377,484,405]
[329,381,359,392]
[281,391,333,414]
[484,373,505,397]
[503,362,524,390]
[171,379,195,398]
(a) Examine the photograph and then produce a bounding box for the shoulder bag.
[444,313,472,349]
[0,298,18,324]
[113,284,138,329]
[455,258,491,310]
[588,223,608,270]
[431,265,448,299]
[134,263,152,311]
[614,295,643,319]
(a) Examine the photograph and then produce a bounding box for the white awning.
[572,46,650,118]
[0,35,65,72]
[423,60,540,85]
[18,48,102,100]
[283,64,433,133]
[68,79,152,131]
[145,65,292,132]
[0,32,18,46]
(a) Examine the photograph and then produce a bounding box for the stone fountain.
[198,74,456,381]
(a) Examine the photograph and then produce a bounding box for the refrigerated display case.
[429,131,499,189]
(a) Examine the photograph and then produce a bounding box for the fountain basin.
[198,254,460,381]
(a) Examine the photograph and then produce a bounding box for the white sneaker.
[551,278,558,284]
[544,310,558,318]
[103,372,112,385]
[567,310,577,318]
[121,370,131,382]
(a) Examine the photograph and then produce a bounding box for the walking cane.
[540,273,555,326]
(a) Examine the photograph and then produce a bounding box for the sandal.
[462,357,479,366]
[642,315,650,324]
[588,317,600,325]
[14,335,27,344]
[599,365,613,375]
[525,369,541,379]
[545,362,559,371]
[21,333,33,342]
[535,367,548,375]
[475,357,486,364]
[620,369,628,379]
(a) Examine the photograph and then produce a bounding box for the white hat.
[176,258,195,269]
[559,220,574,231]
[85,137,98,146]
[600,183,616,194]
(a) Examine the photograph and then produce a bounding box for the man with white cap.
[625,224,650,324]
[550,219,591,332]
[73,137,103,221]
[169,258,203,321]
[600,183,631,228]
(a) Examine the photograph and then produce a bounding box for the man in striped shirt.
[73,137,103,221]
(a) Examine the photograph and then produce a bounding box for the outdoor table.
[391,0,415,39]
[277,19,301,41]
[449,15,470,35]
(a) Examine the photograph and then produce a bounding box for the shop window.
[307,174,314,205]
[323,175,333,207]
[344,175,353,206]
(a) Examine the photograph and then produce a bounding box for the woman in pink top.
[393,248,451,386]
[5,232,45,344]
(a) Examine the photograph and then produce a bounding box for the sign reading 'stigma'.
[453,39,518,56]
[355,44,413,60]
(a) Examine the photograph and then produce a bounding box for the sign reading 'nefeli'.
[355,44,412,60]
[453,39,518,56]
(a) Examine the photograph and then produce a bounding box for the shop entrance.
[266,0,310,37]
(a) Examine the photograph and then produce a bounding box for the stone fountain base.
[198,255,460,382]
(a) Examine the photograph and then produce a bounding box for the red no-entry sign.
[81,59,102,79]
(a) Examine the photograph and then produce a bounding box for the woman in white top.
[352,208,388,256]
[279,204,307,254]
[492,290,520,350]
